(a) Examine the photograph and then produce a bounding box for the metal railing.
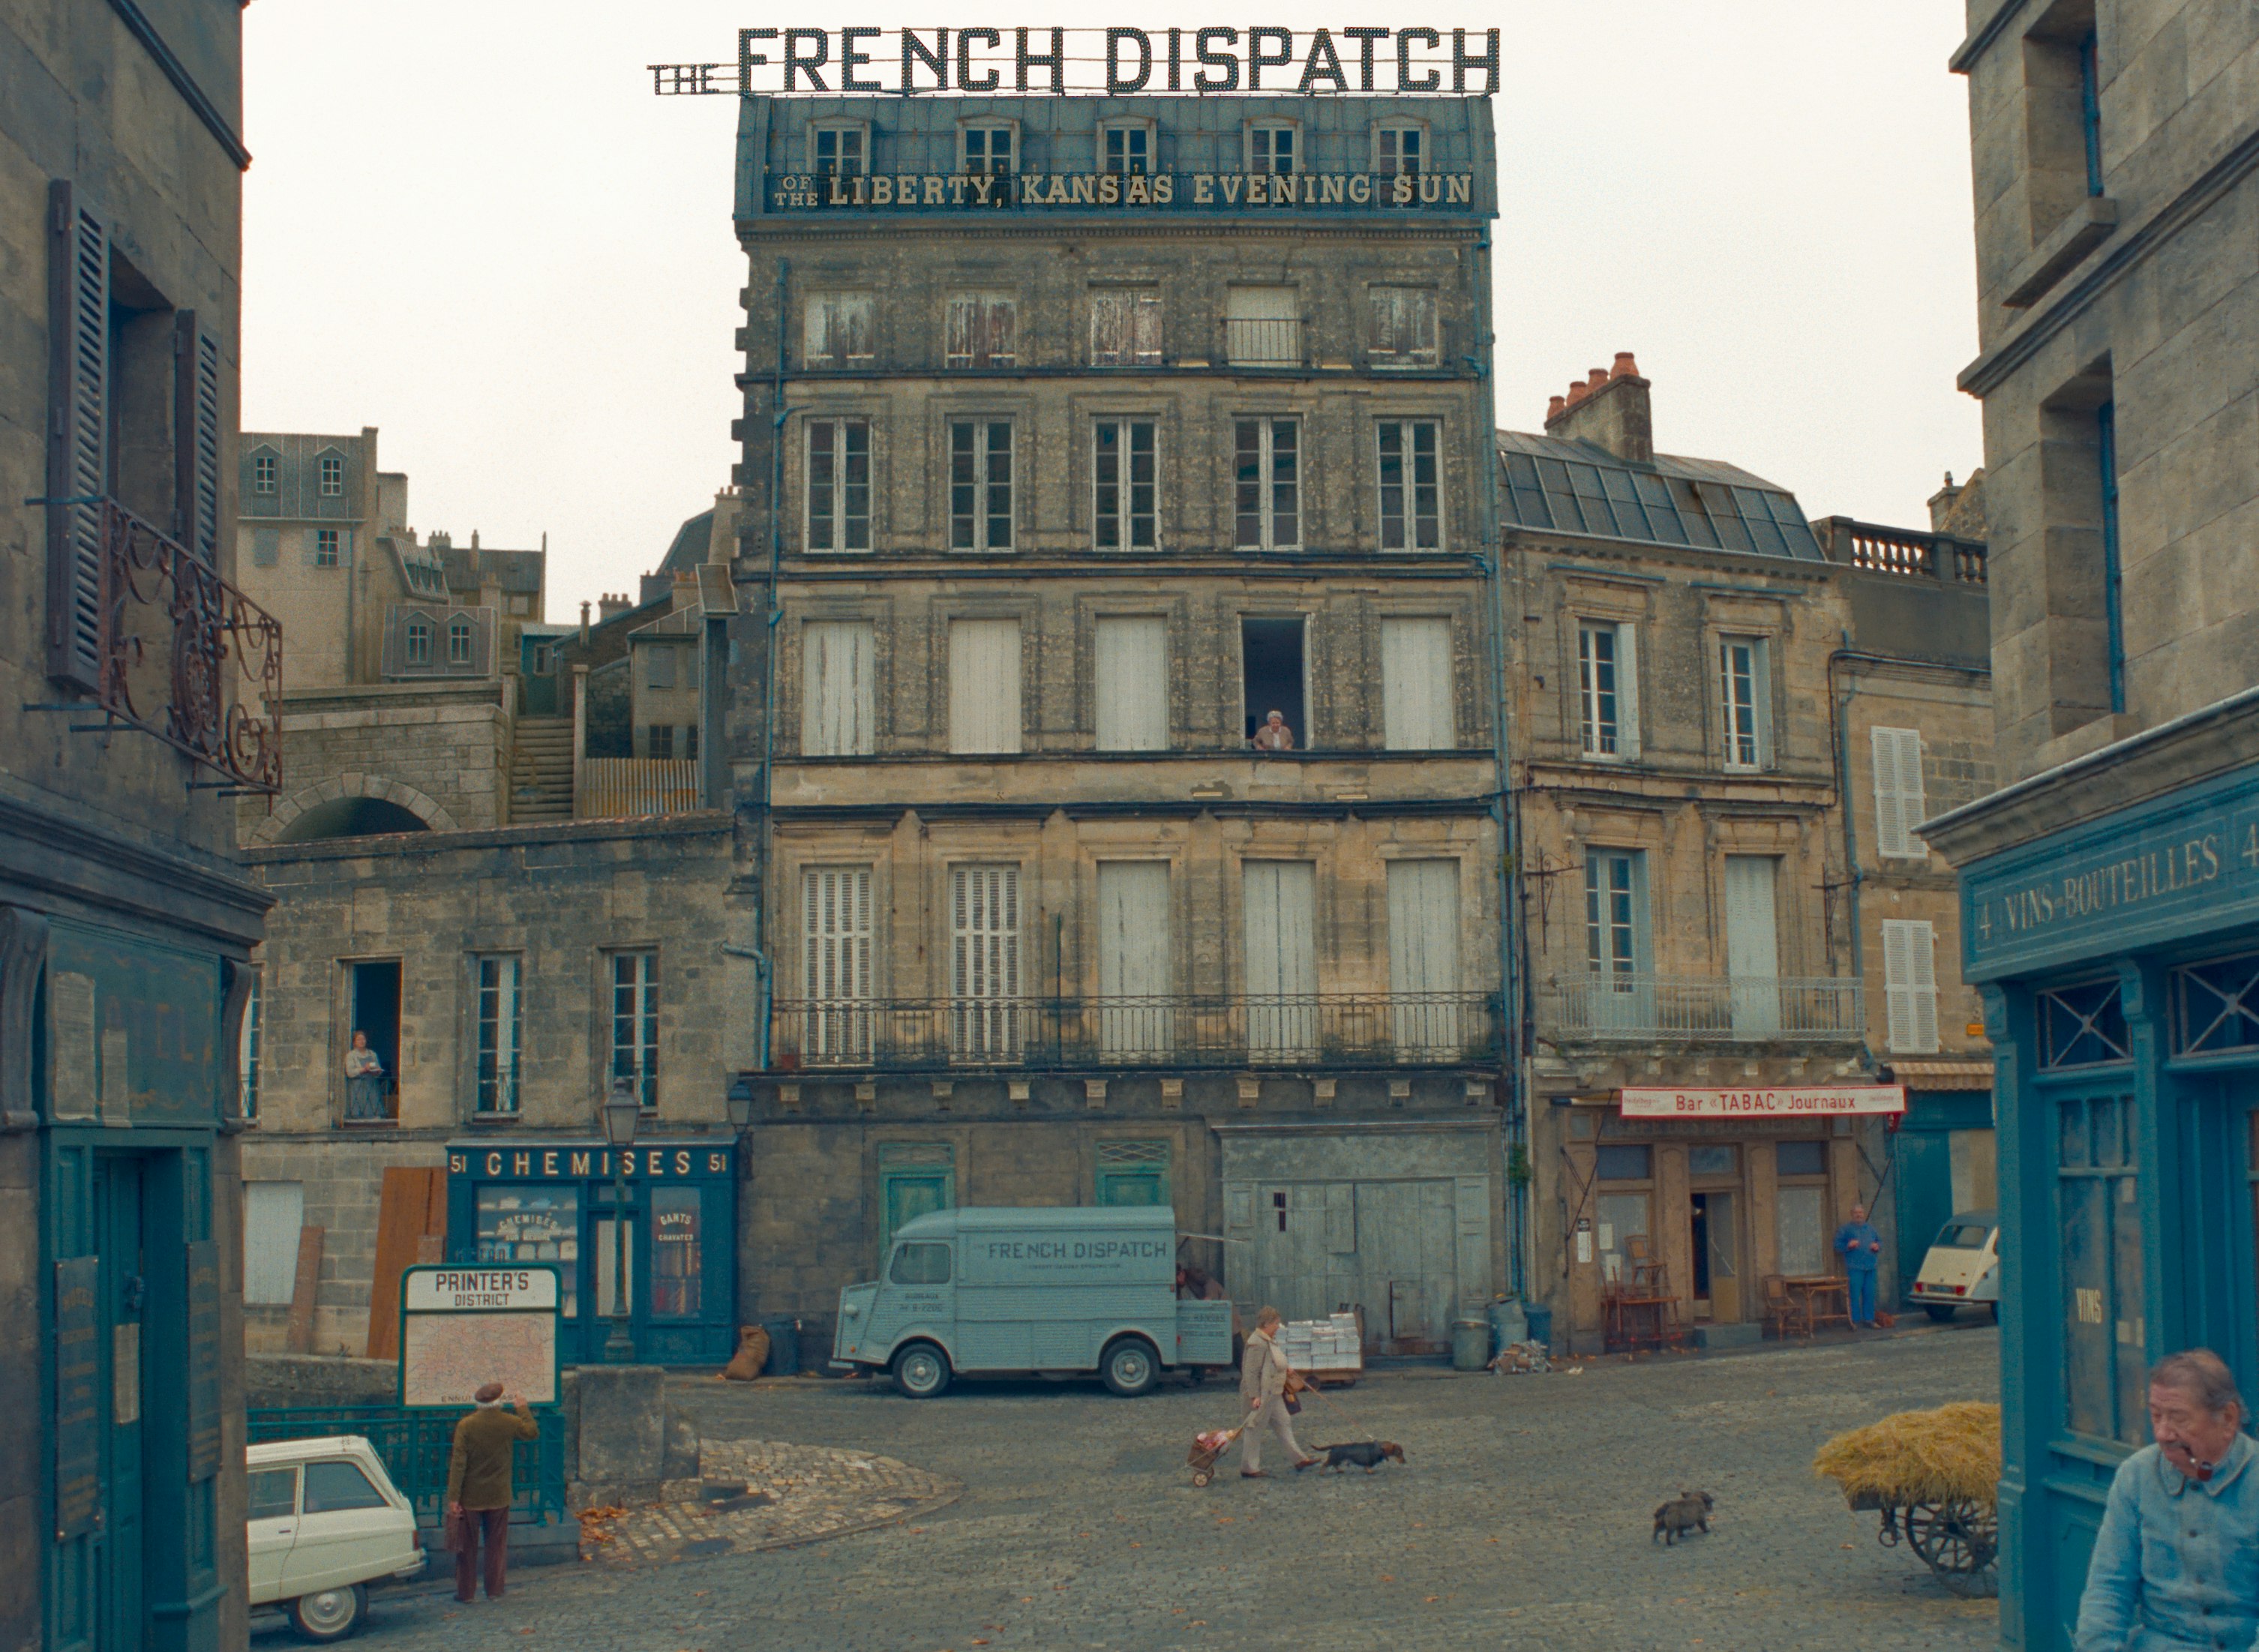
[771,991,1501,1071]
[1223,316,1304,366]
[1814,517,1987,586]
[577,757,700,818]
[1538,973,1864,1043]
[93,499,283,791]
[247,1405,566,1526]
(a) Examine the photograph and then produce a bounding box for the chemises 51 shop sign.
[449,1144,730,1180]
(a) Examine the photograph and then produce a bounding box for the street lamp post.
[600,1075,640,1364]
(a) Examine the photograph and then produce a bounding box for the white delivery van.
[1910,1210,2001,1323]
[247,1436,424,1642]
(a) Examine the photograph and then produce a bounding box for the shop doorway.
[94,1154,149,1652]
[1689,1192,1740,1322]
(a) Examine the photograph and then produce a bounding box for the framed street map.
[398,1266,561,1408]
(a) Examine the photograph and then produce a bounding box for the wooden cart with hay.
[1813,1402,2001,1597]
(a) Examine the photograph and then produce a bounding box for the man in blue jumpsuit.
[1834,1203,1884,1329]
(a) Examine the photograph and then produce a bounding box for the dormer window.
[1376,124,1424,176]
[1247,122,1298,174]
[317,451,344,497]
[406,617,432,667]
[253,451,277,495]
[447,614,474,666]
[962,122,1016,174]
[811,123,868,177]
[1100,121,1153,175]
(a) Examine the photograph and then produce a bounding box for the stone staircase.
[510,718,574,824]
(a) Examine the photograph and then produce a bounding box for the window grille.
[2172,953,2259,1055]
[2039,980,2132,1069]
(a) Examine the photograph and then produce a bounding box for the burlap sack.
[722,1324,771,1381]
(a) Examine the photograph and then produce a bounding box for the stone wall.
[241,1134,448,1354]
[243,683,512,843]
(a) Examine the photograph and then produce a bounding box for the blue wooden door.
[1893,1130,1956,1300]
[94,1156,146,1652]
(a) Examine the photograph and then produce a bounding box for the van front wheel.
[1101,1337,1158,1398]
[892,1343,952,1399]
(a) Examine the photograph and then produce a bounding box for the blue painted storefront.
[443,1139,738,1366]
[1958,760,2259,1650]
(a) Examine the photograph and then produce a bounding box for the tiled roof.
[1496,430,1823,561]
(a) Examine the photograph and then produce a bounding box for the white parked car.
[248,1436,425,1642]
[1910,1210,2002,1323]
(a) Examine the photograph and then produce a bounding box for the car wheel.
[1924,1304,1957,1323]
[892,1343,951,1399]
[1100,1336,1158,1398]
[288,1584,366,1643]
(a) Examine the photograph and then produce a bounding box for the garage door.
[1249,1178,1484,1355]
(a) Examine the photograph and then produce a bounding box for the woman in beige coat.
[1237,1307,1316,1478]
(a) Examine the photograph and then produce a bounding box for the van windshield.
[890,1242,952,1285]
[1936,1224,1993,1249]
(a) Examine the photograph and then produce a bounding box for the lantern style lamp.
[725,1075,755,1132]
[600,1075,640,1363]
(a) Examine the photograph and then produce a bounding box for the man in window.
[446,1381,538,1603]
[1832,1203,1883,1329]
[1250,710,1294,752]
[2075,1351,2259,1652]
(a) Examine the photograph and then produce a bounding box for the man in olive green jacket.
[447,1382,538,1601]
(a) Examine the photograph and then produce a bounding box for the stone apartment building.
[1925,6,2259,1646]
[2,4,262,1648]
[726,94,1515,1363]
[1502,361,2000,1353]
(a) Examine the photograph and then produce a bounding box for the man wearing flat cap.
[446,1381,538,1602]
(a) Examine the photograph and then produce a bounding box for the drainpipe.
[740,257,792,1075]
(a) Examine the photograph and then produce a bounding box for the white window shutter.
[1095,616,1167,751]
[1907,919,1939,1053]
[1882,919,1919,1051]
[1898,727,1928,848]
[950,619,1022,754]
[802,620,874,756]
[1616,623,1641,759]
[1872,726,1925,857]
[1381,617,1454,750]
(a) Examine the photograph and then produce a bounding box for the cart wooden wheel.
[1903,1501,1999,1596]
[1191,1468,1213,1488]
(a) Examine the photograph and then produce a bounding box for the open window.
[1240,616,1307,750]
[345,960,401,1123]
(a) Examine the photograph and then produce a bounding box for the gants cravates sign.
[653,26,1502,97]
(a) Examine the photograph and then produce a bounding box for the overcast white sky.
[242,3,1981,616]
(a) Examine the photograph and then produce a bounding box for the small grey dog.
[1652,1489,1714,1546]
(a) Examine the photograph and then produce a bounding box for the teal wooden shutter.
[46,181,108,688]
[174,311,222,565]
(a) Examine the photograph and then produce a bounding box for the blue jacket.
[2075,1432,2259,1652]
[1834,1220,1882,1272]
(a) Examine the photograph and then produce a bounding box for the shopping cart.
[1186,1416,1258,1489]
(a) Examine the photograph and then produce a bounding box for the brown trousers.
[454,1507,509,1600]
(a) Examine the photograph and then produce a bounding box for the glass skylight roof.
[1496,431,1823,560]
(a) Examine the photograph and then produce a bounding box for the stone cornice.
[241,810,734,868]
[0,787,268,943]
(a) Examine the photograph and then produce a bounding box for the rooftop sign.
[652,26,1502,97]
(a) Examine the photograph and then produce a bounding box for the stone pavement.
[580,1440,960,1567]
[269,1321,2003,1652]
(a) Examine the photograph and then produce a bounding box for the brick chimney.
[1543,351,1653,465]
[598,592,631,622]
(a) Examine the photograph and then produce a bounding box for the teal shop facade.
[1934,730,2259,1651]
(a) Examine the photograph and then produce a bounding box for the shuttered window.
[242,1183,304,1306]
[1388,859,1462,1057]
[1244,861,1317,1057]
[949,421,1014,551]
[951,865,1021,1059]
[1870,726,1928,859]
[1096,862,1172,1057]
[46,181,108,688]
[1724,856,1781,1036]
[1367,287,1438,363]
[801,619,875,756]
[1093,419,1156,550]
[1578,621,1639,759]
[1090,289,1162,366]
[945,294,1017,367]
[1882,919,1940,1054]
[803,293,874,367]
[948,618,1022,754]
[1376,420,1442,550]
[803,866,874,1062]
[1381,617,1455,750]
[806,419,872,552]
[1233,418,1299,549]
[1094,616,1167,751]
[175,312,222,565]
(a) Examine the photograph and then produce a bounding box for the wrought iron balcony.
[1538,973,1864,1044]
[86,499,282,792]
[1222,317,1304,367]
[770,992,1502,1072]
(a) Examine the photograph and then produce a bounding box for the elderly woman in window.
[2075,1348,2259,1651]
[344,1030,387,1121]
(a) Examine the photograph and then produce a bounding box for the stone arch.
[253,774,459,845]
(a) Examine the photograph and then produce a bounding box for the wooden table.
[1604,1291,1683,1354]
[1783,1276,1851,1336]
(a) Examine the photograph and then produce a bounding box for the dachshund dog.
[1652,1489,1714,1546]
[1298,1441,1407,1474]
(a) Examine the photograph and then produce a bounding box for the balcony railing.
[1223,317,1304,367]
[1814,517,1987,586]
[94,499,283,792]
[771,992,1502,1072]
[577,758,701,817]
[1539,973,1864,1043]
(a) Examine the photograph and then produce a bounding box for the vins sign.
[653,25,1502,97]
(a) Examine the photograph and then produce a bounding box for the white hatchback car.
[1910,1210,2002,1323]
[248,1436,425,1642]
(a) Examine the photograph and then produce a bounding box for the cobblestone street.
[278,1324,2002,1652]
